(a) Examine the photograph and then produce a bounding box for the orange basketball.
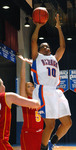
[32,7,49,24]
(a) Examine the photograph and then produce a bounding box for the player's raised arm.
[31,23,43,60]
[55,14,65,62]
[6,92,40,109]
[18,55,32,98]
[19,56,27,98]
[18,55,32,65]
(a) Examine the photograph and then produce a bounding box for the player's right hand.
[35,23,45,28]
[30,99,40,109]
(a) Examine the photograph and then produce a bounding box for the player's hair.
[25,82,34,87]
[38,42,50,52]
[25,82,34,91]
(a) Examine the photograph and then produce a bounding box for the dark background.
[0,0,76,145]
[0,56,16,144]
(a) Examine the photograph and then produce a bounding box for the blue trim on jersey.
[39,85,44,106]
[33,72,37,84]
[38,85,46,118]
[31,60,36,70]
[31,60,38,84]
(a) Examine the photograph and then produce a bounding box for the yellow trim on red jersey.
[22,130,26,150]
[1,141,7,150]
[3,106,7,140]
[26,108,29,128]
[1,140,14,150]
[6,141,14,150]
[5,93,11,109]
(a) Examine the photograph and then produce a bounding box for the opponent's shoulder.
[0,92,5,97]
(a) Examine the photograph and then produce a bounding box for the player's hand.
[18,55,26,61]
[55,14,61,29]
[18,55,32,65]
[35,23,45,28]
[31,99,40,109]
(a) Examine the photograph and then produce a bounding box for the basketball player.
[19,56,44,150]
[0,78,40,150]
[31,13,72,150]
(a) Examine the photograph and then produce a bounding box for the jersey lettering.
[35,111,41,122]
[47,67,56,77]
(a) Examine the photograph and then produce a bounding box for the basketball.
[32,7,49,24]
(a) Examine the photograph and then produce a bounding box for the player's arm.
[20,57,27,97]
[18,55,32,65]
[6,92,40,109]
[18,55,32,98]
[55,14,65,62]
[31,23,43,60]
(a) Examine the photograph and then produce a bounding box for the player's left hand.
[18,55,32,65]
[18,55,27,61]
[55,14,61,29]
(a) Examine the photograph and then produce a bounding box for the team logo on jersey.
[36,129,42,132]
[38,110,44,114]
[25,131,28,133]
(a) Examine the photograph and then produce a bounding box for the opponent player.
[0,78,40,150]
[31,13,72,150]
[19,56,44,150]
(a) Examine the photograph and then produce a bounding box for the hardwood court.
[53,146,76,150]
[13,146,76,150]
[13,146,21,150]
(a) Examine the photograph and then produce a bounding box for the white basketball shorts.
[32,85,71,119]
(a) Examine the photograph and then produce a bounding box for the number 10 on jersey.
[47,67,56,77]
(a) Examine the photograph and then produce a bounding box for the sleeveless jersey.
[22,96,43,132]
[0,93,11,141]
[31,53,60,88]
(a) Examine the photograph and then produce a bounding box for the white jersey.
[31,53,60,88]
[31,53,71,119]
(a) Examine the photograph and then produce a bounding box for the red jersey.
[22,96,43,132]
[0,93,11,141]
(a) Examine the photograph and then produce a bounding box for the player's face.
[26,82,34,97]
[0,79,5,93]
[39,43,51,55]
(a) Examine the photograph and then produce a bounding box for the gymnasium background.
[0,0,76,147]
